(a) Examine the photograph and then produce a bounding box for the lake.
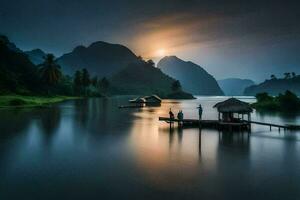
[0,96,300,200]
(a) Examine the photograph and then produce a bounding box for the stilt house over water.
[214,98,253,122]
[144,95,162,104]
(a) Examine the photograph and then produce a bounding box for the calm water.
[0,96,300,200]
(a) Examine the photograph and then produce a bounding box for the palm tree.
[39,54,62,95]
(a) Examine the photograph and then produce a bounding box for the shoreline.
[0,95,81,108]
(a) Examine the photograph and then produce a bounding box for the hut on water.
[144,95,162,105]
[129,97,146,104]
[214,98,253,122]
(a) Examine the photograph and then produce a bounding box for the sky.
[1,0,300,82]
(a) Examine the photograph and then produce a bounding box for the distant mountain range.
[218,78,255,96]
[25,49,47,65]
[14,35,300,97]
[157,56,224,95]
[1,36,186,97]
[244,77,300,96]
[56,41,139,77]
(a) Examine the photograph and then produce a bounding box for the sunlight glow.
[156,48,166,57]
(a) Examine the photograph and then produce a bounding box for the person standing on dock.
[177,110,184,127]
[198,104,203,120]
[169,108,175,120]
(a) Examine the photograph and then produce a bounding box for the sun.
[156,48,166,57]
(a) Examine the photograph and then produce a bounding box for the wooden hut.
[214,98,253,122]
[129,97,146,103]
[144,95,162,105]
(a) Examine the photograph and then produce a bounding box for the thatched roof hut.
[214,98,252,113]
[214,98,252,121]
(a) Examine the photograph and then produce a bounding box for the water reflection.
[38,107,61,143]
[0,96,300,199]
[219,131,250,149]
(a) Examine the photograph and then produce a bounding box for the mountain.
[57,41,139,76]
[244,76,300,96]
[218,78,255,96]
[25,49,47,65]
[0,36,40,94]
[109,61,178,96]
[0,35,22,53]
[157,56,224,95]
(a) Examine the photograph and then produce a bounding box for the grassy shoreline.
[0,95,81,108]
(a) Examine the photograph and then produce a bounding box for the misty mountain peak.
[158,56,224,95]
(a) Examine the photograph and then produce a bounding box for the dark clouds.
[1,0,300,81]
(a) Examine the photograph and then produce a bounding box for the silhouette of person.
[169,108,174,120]
[177,110,184,127]
[198,104,203,120]
[177,110,184,121]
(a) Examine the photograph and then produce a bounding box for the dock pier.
[159,117,250,131]
[159,98,299,132]
[159,117,298,132]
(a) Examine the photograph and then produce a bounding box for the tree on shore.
[39,54,62,95]
[91,76,98,87]
[270,74,277,80]
[99,77,110,94]
[284,72,291,79]
[292,72,296,78]
[171,80,182,92]
[146,59,155,67]
[81,68,90,96]
[73,70,82,95]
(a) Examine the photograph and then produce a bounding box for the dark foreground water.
[0,96,300,200]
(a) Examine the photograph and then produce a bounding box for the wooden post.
[270,126,272,131]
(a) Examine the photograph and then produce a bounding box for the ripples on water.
[0,96,300,200]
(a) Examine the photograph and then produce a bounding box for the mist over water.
[0,96,300,199]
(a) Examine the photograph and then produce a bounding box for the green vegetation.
[72,68,109,97]
[0,36,106,106]
[0,95,79,107]
[171,80,182,92]
[252,90,300,112]
[166,80,195,99]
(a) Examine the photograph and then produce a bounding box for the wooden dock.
[159,117,250,131]
[159,117,300,131]
[242,120,300,131]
